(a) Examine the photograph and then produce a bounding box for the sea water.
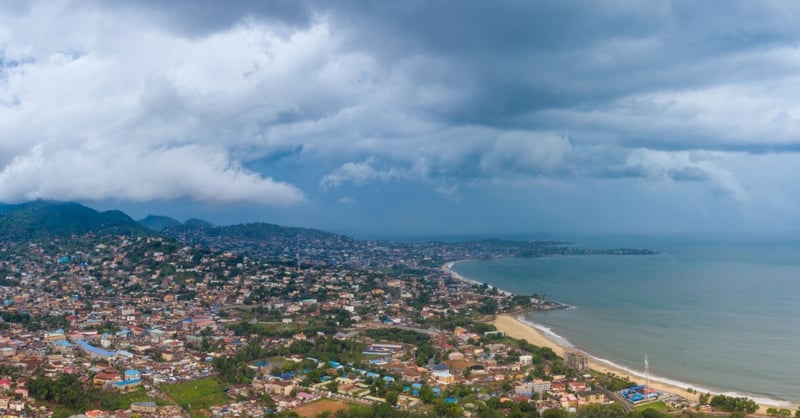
[451,236,800,405]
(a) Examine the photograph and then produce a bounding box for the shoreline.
[494,314,699,403]
[443,259,798,411]
[493,314,799,412]
[443,260,513,296]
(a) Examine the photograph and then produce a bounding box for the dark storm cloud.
[99,0,315,36]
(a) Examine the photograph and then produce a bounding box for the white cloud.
[625,149,748,202]
[0,143,305,205]
[0,0,794,217]
[319,157,404,191]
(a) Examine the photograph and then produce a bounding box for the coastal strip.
[493,314,699,402]
[493,314,798,412]
[444,260,797,410]
[443,261,512,295]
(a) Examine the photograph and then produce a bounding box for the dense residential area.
[0,202,771,418]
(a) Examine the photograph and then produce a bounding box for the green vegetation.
[766,408,793,418]
[0,200,150,240]
[266,336,364,364]
[213,341,269,384]
[0,311,69,332]
[138,214,181,231]
[361,328,430,345]
[709,394,758,414]
[588,370,637,391]
[636,401,668,412]
[228,319,341,338]
[96,387,168,410]
[29,373,163,418]
[29,373,87,412]
[160,377,229,416]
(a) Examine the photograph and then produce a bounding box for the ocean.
[451,236,800,405]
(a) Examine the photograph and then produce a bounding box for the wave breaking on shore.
[516,315,794,408]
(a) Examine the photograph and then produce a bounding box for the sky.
[0,1,799,237]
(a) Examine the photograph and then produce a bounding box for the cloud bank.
[0,1,798,231]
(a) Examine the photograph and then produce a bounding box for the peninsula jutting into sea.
[0,201,789,418]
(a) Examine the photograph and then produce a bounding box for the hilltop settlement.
[0,201,772,418]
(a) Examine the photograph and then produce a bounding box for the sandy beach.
[493,315,699,402]
[447,260,700,401]
[493,314,799,412]
[447,261,797,411]
[443,261,513,295]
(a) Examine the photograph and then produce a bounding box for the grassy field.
[293,399,353,418]
[636,400,669,412]
[97,386,168,410]
[160,377,229,417]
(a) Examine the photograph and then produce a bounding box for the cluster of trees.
[29,373,87,410]
[593,372,635,391]
[414,341,436,366]
[708,394,759,414]
[213,341,269,384]
[0,312,69,332]
[228,320,341,339]
[298,397,680,418]
[423,312,496,333]
[765,408,795,418]
[362,328,430,345]
[268,336,364,364]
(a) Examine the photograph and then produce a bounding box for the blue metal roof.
[76,339,115,358]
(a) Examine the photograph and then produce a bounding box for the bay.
[451,237,800,404]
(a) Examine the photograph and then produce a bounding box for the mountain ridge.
[0,200,150,239]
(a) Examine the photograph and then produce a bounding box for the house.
[267,381,294,397]
[514,383,532,397]
[550,381,566,393]
[582,393,607,404]
[7,400,24,412]
[568,380,587,392]
[433,370,455,385]
[296,392,314,403]
[533,379,551,393]
[402,368,423,382]
[93,370,121,387]
[131,401,158,414]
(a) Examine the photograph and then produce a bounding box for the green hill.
[0,201,150,240]
[138,214,181,231]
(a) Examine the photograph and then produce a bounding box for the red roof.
[94,372,120,381]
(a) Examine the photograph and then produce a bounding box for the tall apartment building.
[565,350,589,372]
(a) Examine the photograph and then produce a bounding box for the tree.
[543,409,570,418]
[577,403,625,418]
[385,391,399,406]
[419,385,435,403]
